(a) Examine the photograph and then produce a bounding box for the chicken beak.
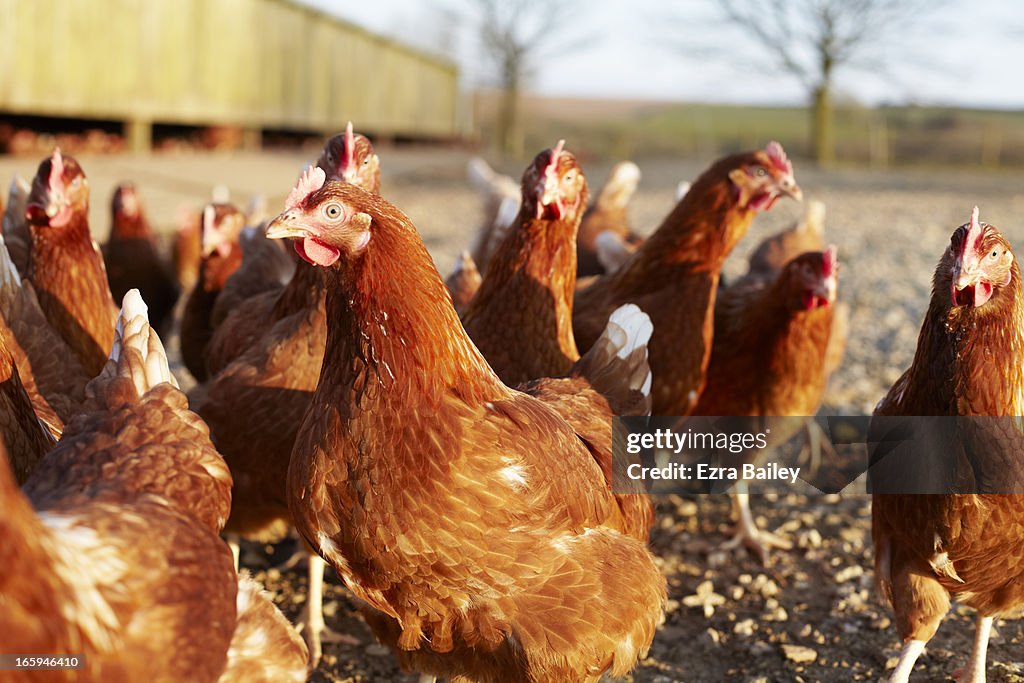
[814,277,837,304]
[25,192,64,224]
[779,176,802,202]
[265,213,310,241]
[535,176,563,220]
[950,259,993,307]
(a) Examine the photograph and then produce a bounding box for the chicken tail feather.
[570,303,653,417]
[94,289,178,398]
[0,231,23,309]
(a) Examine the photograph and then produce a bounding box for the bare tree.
[675,0,940,165]
[471,0,583,157]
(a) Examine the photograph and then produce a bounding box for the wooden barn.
[0,0,460,150]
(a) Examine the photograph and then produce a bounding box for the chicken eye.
[991,249,1000,259]
[323,203,343,220]
[71,177,81,188]
[362,158,370,166]
[754,167,767,178]
[563,173,574,183]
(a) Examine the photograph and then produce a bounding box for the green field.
[475,92,1024,168]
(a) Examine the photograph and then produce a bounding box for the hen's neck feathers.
[617,155,755,289]
[464,207,581,374]
[318,201,508,414]
[110,214,152,241]
[29,213,97,279]
[902,257,1024,417]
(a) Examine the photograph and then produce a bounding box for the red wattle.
[295,237,340,267]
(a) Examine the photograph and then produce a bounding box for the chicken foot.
[721,487,793,564]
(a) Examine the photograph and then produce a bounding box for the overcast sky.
[304,0,1023,108]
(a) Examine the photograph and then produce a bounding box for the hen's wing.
[193,294,325,540]
[0,233,88,426]
[23,290,231,533]
[523,304,654,539]
[0,345,56,483]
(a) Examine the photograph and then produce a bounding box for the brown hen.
[24,148,118,376]
[204,122,378,376]
[573,142,802,417]
[102,183,180,336]
[266,175,665,683]
[460,143,653,539]
[690,248,839,561]
[872,207,1024,683]
[3,290,306,683]
[179,203,245,383]
[194,125,382,666]
[461,141,590,386]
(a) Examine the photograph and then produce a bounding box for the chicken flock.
[0,121,1019,683]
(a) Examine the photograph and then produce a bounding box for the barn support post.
[125,118,152,153]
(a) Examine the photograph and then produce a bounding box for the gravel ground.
[7,146,1024,681]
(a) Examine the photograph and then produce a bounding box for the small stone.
[365,643,391,657]
[734,619,757,637]
[783,644,818,664]
[750,642,774,657]
[798,528,823,549]
[682,580,727,618]
[834,565,864,583]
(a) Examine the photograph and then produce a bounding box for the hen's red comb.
[48,147,65,191]
[286,165,327,210]
[343,121,355,174]
[963,205,985,255]
[764,141,792,175]
[544,139,566,178]
[822,244,838,277]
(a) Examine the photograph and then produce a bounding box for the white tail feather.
[603,304,653,396]
[107,289,178,393]
[609,161,641,187]
[595,230,636,274]
[3,176,30,233]
[0,232,22,291]
[493,195,520,234]
[675,180,692,203]
[802,199,826,236]
[467,157,498,194]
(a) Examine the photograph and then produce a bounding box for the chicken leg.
[953,615,993,683]
[299,552,360,667]
[721,485,792,563]
[889,638,927,683]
